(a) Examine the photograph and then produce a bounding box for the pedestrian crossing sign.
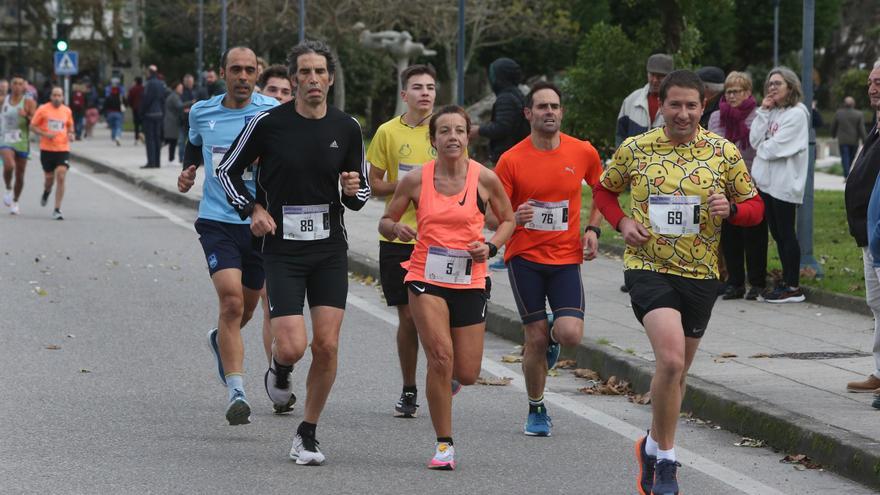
[54,51,79,76]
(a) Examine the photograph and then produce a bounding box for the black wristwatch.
[585,225,602,238]
[729,202,738,219]
[486,242,498,258]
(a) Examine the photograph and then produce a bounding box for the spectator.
[83,81,100,138]
[469,57,530,164]
[749,66,810,303]
[163,81,184,164]
[832,96,868,178]
[709,71,767,300]
[615,53,674,145]
[127,76,144,143]
[697,66,725,128]
[197,69,225,100]
[844,62,880,397]
[102,85,124,146]
[139,65,166,168]
[38,80,53,104]
[70,83,86,140]
[179,73,197,162]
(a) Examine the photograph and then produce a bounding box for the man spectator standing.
[179,74,198,162]
[844,63,880,397]
[69,83,86,140]
[615,53,674,146]
[833,96,868,178]
[697,66,725,129]
[198,69,226,101]
[140,65,166,168]
[127,77,144,143]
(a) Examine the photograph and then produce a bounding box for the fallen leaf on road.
[628,392,651,405]
[79,368,91,373]
[780,454,822,470]
[750,353,771,358]
[476,376,512,386]
[501,354,523,363]
[573,368,600,380]
[67,334,75,338]
[45,344,61,350]
[713,358,728,363]
[579,375,631,395]
[556,359,577,369]
[734,437,765,448]
[546,368,560,377]
[34,287,48,296]
[719,352,737,358]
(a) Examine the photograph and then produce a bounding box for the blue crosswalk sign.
[54,51,79,76]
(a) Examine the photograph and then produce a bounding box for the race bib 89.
[282,204,330,241]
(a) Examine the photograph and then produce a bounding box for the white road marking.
[347,293,787,495]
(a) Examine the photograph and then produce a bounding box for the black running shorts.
[263,249,349,318]
[623,269,720,338]
[379,241,415,307]
[407,278,491,328]
[40,151,70,173]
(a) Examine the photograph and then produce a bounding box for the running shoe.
[394,390,419,418]
[451,379,462,396]
[489,258,507,271]
[873,394,880,410]
[546,312,560,370]
[289,432,325,465]
[225,389,251,425]
[652,459,681,495]
[744,286,762,301]
[264,362,296,414]
[721,285,745,300]
[2,190,11,206]
[763,286,805,304]
[207,328,226,385]
[52,209,63,220]
[40,190,50,207]
[10,202,19,215]
[635,434,657,495]
[427,442,455,470]
[523,405,552,436]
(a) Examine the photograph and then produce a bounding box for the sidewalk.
[69,127,880,488]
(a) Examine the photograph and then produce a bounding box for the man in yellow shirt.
[367,64,437,417]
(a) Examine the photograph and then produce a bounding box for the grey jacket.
[831,107,867,146]
[163,92,183,138]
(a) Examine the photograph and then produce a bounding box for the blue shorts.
[0,146,29,159]
[194,218,264,290]
[507,255,584,324]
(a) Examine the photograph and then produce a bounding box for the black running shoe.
[40,190,50,207]
[394,390,419,418]
[635,434,656,495]
[652,459,681,495]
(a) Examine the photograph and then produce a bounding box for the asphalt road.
[0,160,872,494]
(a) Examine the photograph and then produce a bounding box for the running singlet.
[494,133,602,265]
[217,103,371,254]
[600,127,757,279]
[366,116,437,245]
[404,160,487,290]
[188,93,278,224]
[31,102,73,152]
[1,96,31,152]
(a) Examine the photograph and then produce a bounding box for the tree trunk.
[659,0,683,54]
[331,46,345,111]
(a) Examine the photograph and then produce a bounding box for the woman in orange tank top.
[379,106,514,470]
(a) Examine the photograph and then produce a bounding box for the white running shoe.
[52,209,63,220]
[10,202,20,215]
[428,442,455,470]
[3,190,11,206]
[289,432,325,465]
[264,362,296,414]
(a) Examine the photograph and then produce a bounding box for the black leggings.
[760,191,800,287]
[721,217,768,289]
[165,139,178,161]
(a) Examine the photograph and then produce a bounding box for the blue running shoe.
[451,379,462,396]
[546,313,560,370]
[207,328,226,385]
[872,394,880,410]
[523,405,552,436]
[489,258,507,271]
[652,459,681,495]
[635,434,656,495]
[225,389,251,425]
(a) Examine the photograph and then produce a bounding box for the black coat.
[479,58,529,162]
[845,126,880,246]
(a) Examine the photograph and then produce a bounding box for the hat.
[696,66,725,85]
[646,54,674,75]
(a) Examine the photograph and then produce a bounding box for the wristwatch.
[585,225,602,238]
[729,202,738,219]
[486,242,499,258]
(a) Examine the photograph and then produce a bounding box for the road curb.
[74,152,880,488]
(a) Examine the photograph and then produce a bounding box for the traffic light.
[55,23,69,52]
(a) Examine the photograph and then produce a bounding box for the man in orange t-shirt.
[492,81,604,437]
[30,86,74,220]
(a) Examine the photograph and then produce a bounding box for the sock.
[273,358,293,373]
[226,373,244,401]
[403,385,417,394]
[528,395,545,413]
[298,421,317,438]
[657,447,676,462]
[437,436,453,446]
[645,433,659,457]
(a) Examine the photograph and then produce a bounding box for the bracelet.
[486,242,498,258]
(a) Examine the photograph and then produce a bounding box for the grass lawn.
[580,187,864,297]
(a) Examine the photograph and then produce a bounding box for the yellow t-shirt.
[600,127,757,279]
[367,116,437,244]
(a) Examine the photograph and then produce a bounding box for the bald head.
[844,96,856,108]
[220,46,257,72]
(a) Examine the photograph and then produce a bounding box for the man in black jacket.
[139,65,166,168]
[470,57,529,164]
[844,63,880,395]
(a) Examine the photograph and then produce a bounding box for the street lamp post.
[798,0,820,277]
[197,0,204,86]
[299,0,305,42]
[220,0,227,55]
[773,0,780,67]
[457,0,464,105]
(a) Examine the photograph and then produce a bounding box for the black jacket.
[845,125,880,246]
[479,58,529,162]
[140,75,167,118]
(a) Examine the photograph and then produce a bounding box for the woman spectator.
[83,82,100,138]
[749,67,810,303]
[103,86,124,146]
[163,81,184,164]
[709,71,768,301]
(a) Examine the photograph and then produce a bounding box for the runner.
[592,70,764,495]
[258,65,293,104]
[29,87,74,220]
[378,105,514,470]
[367,64,437,418]
[491,81,604,436]
[1,75,37,214]
[217,40,371,465]
[176,46,280,425]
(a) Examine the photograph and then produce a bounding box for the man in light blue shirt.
[177,46,285,425]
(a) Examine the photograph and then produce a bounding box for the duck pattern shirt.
[217,103,371,255]
[600,127,756,279]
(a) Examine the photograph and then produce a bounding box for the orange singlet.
[404,159,487,290]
